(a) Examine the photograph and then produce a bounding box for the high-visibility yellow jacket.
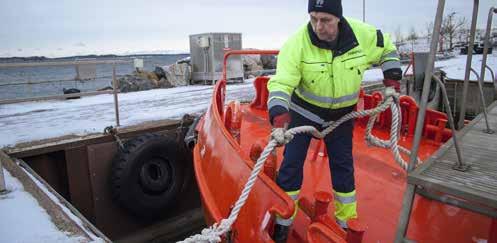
[268,17,400,123]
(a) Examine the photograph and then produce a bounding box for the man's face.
[309,11,340,42]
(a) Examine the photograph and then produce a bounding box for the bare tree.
[440,12,468,50]
[457,27,470,44]
[394,26,404,50]
[425,21,434,44]
[406,26,419,52]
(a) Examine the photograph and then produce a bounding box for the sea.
[0,54,189,100]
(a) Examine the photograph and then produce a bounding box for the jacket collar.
[307,18,359,57]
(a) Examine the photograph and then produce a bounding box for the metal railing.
[432,75,467,170]
[395,1,496,242]
[0,60,131,127]
[478,6,497,133]
[470,68,494,133]
[395,0,446,241]
[458,0,484,129]
[480,7,497,92]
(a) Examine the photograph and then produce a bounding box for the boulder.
[261,55,277,70]
[117,74,156,93]
[154,66,167,80]
[163,63,191,86]
[242,55,263,72]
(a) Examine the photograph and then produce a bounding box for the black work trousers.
[275,109,355,193]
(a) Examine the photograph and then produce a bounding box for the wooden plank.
[86,141,143,239]
[65,146,95,222]
[0,150,110,242]
[421,166,497,193]
[409,100,497,212]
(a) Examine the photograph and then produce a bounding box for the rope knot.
[271,128,294,146]
[384,87,400,100]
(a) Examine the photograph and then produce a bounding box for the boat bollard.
[263,151,277,180]
[314,191,333,218]
[299,191,347,238]
[346,219,366,243]
[314,191,367,243]
[249,140,277,180]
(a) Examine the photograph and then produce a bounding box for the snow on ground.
[0,80,255,148]
[0,169,88,243]
[1,54,495,148]
[362,53,497,82]
[435,53,497,80]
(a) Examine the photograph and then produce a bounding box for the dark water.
[0,54,189,100]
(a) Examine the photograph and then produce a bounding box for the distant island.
[0,53,190,63]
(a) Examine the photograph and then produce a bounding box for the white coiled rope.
[178,88,419,243]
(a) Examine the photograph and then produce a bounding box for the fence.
[0,59,134,127]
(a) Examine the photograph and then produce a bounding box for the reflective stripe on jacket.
[268,17,400,113]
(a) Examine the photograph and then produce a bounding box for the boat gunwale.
[193,78,297,224]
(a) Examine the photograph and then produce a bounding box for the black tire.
[62,88,81,99]
[111,133,185,219]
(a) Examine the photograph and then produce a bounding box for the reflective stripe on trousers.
[334,190,358,228]
[275,190,300,226]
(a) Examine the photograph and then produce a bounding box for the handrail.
[0,75,117,87]
[0,90,115,105]
[395,0,446,241]
[0,62,123,128]
[458,0,480,129]
[487,64,497,93]
[0,59,131,68]
[432,75,467,170]
[470,68,494,133]
[480,7,497,96]
[222,50,279,81]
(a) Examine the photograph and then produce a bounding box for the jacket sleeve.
[267,37,302,111]
[366,29,402,80]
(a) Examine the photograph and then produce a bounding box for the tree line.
[394,12,495,52]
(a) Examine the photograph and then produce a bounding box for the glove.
[383,79,400,93]
[269,106,291,128]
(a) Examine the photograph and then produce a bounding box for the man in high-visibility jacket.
[268,0,401,241]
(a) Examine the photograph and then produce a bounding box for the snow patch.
[0,169,90,243]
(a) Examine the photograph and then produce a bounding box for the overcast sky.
[1,0,495,57]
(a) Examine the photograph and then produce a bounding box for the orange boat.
[189,44,496,243]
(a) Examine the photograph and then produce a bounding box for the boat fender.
[110,133,186,218]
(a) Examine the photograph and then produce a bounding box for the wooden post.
[112,64,121,127]
[0,154,6,193]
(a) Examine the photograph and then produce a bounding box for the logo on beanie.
[316,0,324,8]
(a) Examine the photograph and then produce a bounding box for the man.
[267,0,401,242]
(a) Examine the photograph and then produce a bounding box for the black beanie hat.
[308,0,343,18]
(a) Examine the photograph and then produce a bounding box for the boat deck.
[409,100,497,215]
[235,105,490,242]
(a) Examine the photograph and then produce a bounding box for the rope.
[178,88,420,243]
[104,126,125,151]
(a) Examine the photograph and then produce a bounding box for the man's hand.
[383,79,400,93]
[269,106,291,128]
